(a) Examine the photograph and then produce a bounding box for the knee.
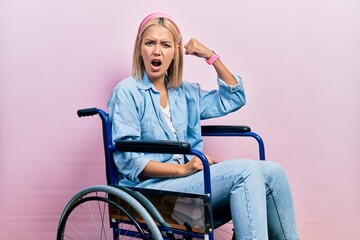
[263,161,289,184]
[268,161,285,173]
[228,159,264,179]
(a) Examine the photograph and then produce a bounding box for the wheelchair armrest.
[201,125,266,160]
[201,125,251,136]
[115,140,191,154]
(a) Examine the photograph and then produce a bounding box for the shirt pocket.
[187,120,201,143]
[140,123,156,140]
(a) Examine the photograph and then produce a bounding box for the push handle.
[77,108,99,117]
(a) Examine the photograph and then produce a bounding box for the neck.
[150,76,167,92]
[149,76,168,108]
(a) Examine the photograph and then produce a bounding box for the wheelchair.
[57,108,265,240]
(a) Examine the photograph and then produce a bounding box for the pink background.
[1,0,359,239]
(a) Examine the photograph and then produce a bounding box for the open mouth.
[151,59,162,67]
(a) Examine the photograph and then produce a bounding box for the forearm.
[140,160,192,178]
[212,58,238,86]
[184,38,238,86]
[140,155,215,179]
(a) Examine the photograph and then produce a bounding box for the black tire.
[57,185,162,240]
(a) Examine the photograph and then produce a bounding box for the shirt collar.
[137,72,170,92]
[136,72,154,90]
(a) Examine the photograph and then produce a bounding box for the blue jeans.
[136,159,299,240]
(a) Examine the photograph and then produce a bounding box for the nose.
[153,43,161,55]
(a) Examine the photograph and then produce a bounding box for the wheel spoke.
[57,186,162,240]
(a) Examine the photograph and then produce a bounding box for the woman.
[108,13,299,240]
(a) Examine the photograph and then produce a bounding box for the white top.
[160,104,185,164]
[160,104,177,137]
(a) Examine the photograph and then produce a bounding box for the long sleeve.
[199,75,246,120]
[108,73,246,185]
[108,78,152,183]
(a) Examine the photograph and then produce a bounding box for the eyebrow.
[143,39,173,44]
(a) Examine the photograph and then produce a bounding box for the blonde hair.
[132,16,183,88]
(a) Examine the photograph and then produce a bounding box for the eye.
[145,41,154,46]
[162,42,172,48]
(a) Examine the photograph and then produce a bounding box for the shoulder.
[108,76,142,108]
[113,76,138,93]
[110,76,144,100]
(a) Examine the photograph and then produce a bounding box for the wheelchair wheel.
[57,185,162,240]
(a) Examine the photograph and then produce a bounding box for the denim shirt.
[108,73,246,184]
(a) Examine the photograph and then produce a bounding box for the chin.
[148,73,165,81]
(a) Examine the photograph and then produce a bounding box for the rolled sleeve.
[199,74,246,120]
[113,151,151,183]
[217,74,244,93]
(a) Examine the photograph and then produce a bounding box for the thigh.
[136,159,263,208]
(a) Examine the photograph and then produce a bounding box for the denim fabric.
[137,159,299,240]
[108,73,245,183]
[108,73,299,239]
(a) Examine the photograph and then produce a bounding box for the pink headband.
[137,13,181,38]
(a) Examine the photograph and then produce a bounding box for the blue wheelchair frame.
[75,107,265,240]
